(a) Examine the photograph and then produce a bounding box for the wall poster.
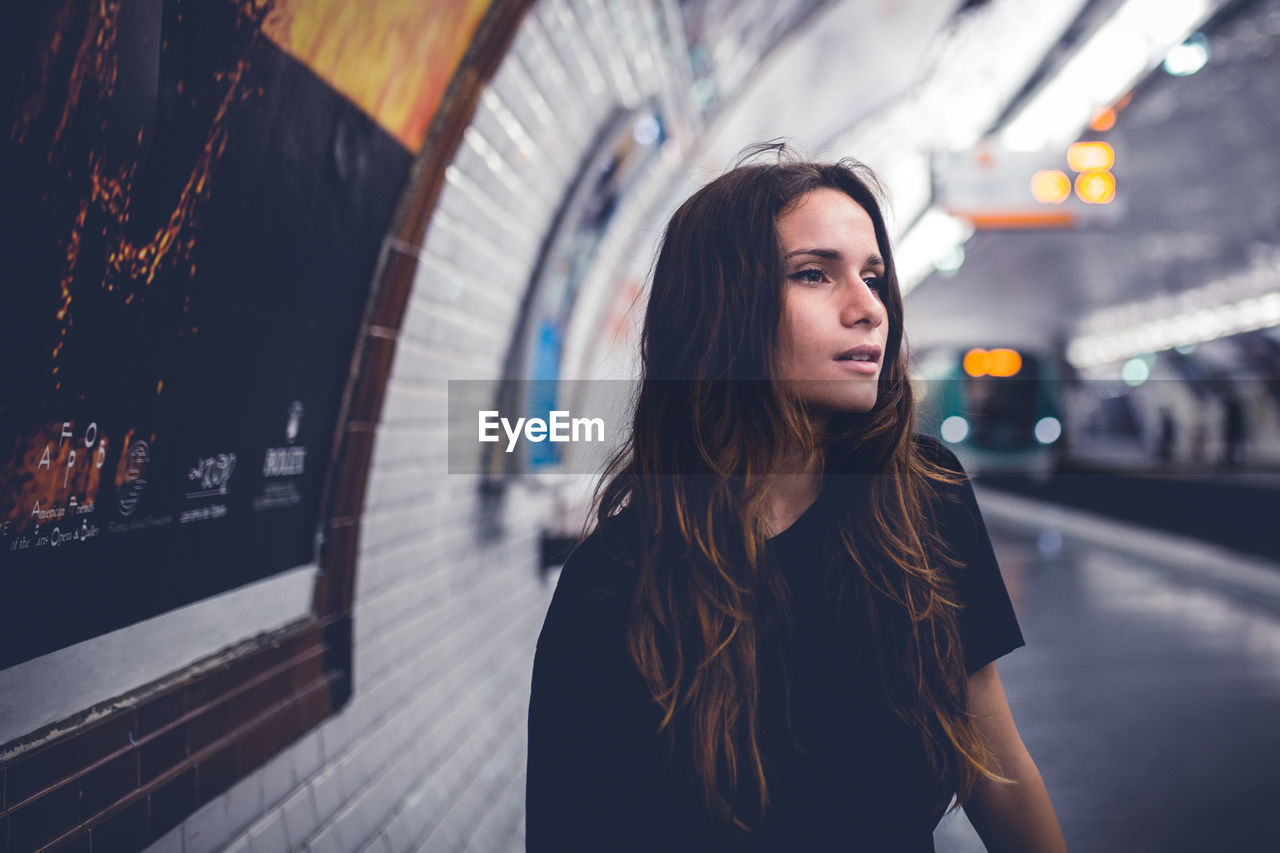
[0,0,500,669]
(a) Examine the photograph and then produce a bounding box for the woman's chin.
[816,394,878,416]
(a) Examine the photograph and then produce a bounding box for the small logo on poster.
[286,400,303,444]
[186,452,237,499]
[118,440,150,517]
[263,400,307,479]
[256,400,307,510]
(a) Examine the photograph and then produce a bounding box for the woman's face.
[775,188,890,419]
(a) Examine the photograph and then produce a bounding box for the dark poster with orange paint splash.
[0,1,418,668]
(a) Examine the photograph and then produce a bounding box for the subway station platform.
[934,490,1280,851]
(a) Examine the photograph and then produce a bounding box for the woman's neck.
[760,447,823,537]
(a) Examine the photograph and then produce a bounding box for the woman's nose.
[839,280,885,328]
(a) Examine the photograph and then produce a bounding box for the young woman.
[525,147,1068,852]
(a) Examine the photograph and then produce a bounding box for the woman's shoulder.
[909,433,984,540]
[557,517,641,598]
[911,432,965,477]
[538,510,643,648]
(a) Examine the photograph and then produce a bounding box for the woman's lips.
[833,345,881,375]
[834,358,878,375]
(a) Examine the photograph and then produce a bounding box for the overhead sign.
[935,141,1124,229]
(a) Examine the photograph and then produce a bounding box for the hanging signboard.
[935,141,1125,229]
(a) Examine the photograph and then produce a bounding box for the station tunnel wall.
[0,0,698,850]
[217,0,688,846]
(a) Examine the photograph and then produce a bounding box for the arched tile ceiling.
[903,0,1280,366]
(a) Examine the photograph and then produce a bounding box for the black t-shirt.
[526,437,1024,852]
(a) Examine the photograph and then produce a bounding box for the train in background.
[913,346,1065,476]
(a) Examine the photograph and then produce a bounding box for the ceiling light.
[896,207,974,295]
[1164,32,1210,76]
[1001,0,1220,151]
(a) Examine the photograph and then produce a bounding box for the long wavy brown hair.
[593,144,1010,833]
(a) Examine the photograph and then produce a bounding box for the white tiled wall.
[147,0,682,850]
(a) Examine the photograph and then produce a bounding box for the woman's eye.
[790,268,827,283]
[863,276,886,291]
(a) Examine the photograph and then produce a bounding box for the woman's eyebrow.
[786,247,840,259]
[786,248,885,268]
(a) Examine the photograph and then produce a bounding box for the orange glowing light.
[963,348,1023,377]
[987,348,1022,377]
[1067,141,1115,172]
[1075,170,1116,204]
[963,349,986,377]
[967,212,1076,229]
[1030,170,1071,204]
[1089,108,1117,132]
